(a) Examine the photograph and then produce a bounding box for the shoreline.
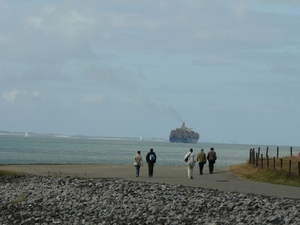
[0,164,299,199]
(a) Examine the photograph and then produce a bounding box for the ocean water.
[0,135,299,168]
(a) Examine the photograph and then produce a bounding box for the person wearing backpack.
[146,148,157,178]
[184,148,196,179]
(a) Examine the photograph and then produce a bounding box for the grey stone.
[0,175,299,224]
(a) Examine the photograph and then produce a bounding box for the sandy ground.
[0,164,299,199]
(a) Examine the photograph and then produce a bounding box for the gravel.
[0,175,299,225]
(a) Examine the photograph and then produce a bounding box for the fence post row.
[249,147,300,177]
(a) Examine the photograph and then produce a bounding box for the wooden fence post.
[280,158,283,170]
[289,160,292,175]
[252,149,256,165]
[290,147,293,156]
[277,146,279,158]
[261,154,263,168]
[266,147,269,158]
[250,149,253,164]
[273,157,275,170]
[258,147,260,160]
[256,153,259,166]
[298,162,300,177]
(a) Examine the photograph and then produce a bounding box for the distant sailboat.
[139,136,142,141]
[25,132,28,137]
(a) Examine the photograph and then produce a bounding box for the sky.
[1,0,300,146]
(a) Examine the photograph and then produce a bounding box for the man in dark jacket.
[146,148,157,178]
[207,147,217,174]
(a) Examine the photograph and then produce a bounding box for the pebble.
[0,175,299,224]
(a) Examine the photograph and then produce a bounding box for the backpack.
[149,153,156,162]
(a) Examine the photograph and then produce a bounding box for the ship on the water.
[169,122,199,143]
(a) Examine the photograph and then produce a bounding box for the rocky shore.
[1,175,299,225]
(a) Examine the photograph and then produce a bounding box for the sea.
[1,134,299,168]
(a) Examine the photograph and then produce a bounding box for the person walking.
[197,148,206,175]
[146,148,156,178]
[133,151,143,177]
[184,148,196,179]
[207,147,217,174]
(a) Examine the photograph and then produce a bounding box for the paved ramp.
[0,164,299,199]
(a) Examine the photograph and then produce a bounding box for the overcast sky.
[1,0,300,146]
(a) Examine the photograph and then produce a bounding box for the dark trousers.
[147,162,155,177]
[198,163,205,174]
[208,160,215,173]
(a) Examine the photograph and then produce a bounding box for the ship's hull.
[169,137,198,143]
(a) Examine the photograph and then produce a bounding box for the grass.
[10,196,28,204]
[0,170,22,177]
[0,170,28,204]
[228,156,300,187]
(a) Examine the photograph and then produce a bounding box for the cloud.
[0,1,299,145]
[0,3,96,64]
[1,90,22,104]
[1,89,40,105]
[82,94,104,104]
[232,1,248,17]
[1,0,299,67]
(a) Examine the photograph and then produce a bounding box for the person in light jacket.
[184,148,196,179]
[133,151,143,177]
[207,147,217,174]
[197,148,206,175]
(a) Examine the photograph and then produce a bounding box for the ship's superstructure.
[169,122,199,143]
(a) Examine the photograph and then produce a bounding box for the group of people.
[133,147,217,179]
[133,148,157,177]
[184,147,217,179]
